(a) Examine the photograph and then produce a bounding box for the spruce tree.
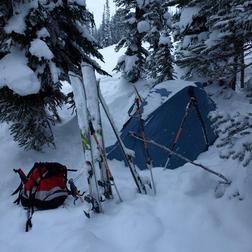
[114,0,148,83]
[97,5,106,47]
[0,0,106,151]
[110,8,127,45]
[153,32,175,83]
[171,0,252,89]
[143,1,174,83]
[96,7,127,48]
[102,0,113,47]
[205,0,252,89]
[172,0,211,80]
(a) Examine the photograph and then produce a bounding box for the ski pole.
[135,95,156,195]
[164,96,194,169]
[188,87,210,148]
[194,103,209,148]
[97,83,147,194]
[130,132,231,184]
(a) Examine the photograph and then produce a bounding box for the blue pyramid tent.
[107,80,217,170]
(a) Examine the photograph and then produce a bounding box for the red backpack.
[12,162,69,231]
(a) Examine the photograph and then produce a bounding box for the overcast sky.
[86,0,116,26]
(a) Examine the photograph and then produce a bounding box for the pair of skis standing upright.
[69,64,155,218]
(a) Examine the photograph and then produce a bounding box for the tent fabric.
[107,81,217,170]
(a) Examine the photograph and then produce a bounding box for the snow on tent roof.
[142,80,196,119]
[107,80,217,170]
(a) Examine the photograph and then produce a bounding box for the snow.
[0,45,252,252]
[159,35,171,46]
[37,28,50,39]
[70,0,86,6]
[78,24,95,42]
[142,80,195,119]
[178,7,200,32]
[49,62,61,83]
[4,12,27,34]
[4,1,38,34]
[29,39,54,60]
[127,17,137,24]
[0,50,40,95]
[97,44,126,76]
[137,21,151,33]
[124,55,138,73]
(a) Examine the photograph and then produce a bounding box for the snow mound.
[178,7,200,31]
[29,39,54,60]
[137,20,151,33]
[0,50,40,95]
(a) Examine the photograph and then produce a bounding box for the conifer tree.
[153,31,175,83]
[143,1,174,82]
[205,0,252,89]
[171,0,252,89]
[172,0,211,80]
[114,0,148,83]
[96,7,127,47]
[0,0,106,150]
[110,8,127,45]
[102,0,113,47]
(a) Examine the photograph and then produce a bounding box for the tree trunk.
[240,47,245,89]
[230,53,238,91]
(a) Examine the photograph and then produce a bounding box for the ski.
[133,88,156,195]
[69,71,102,216]
[83,161,103,218]
[89,119,123,202]
[81,63,113,200]
[97,82,147,194]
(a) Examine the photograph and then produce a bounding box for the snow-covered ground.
[1,45,252,252]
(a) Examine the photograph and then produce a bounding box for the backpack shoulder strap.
[11,169,28,204]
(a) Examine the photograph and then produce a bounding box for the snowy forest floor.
[0,45,252,252]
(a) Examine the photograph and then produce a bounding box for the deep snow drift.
[0,45,252,252]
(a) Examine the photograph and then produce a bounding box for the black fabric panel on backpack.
[42,162,67,178]
[33,195,68,209]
